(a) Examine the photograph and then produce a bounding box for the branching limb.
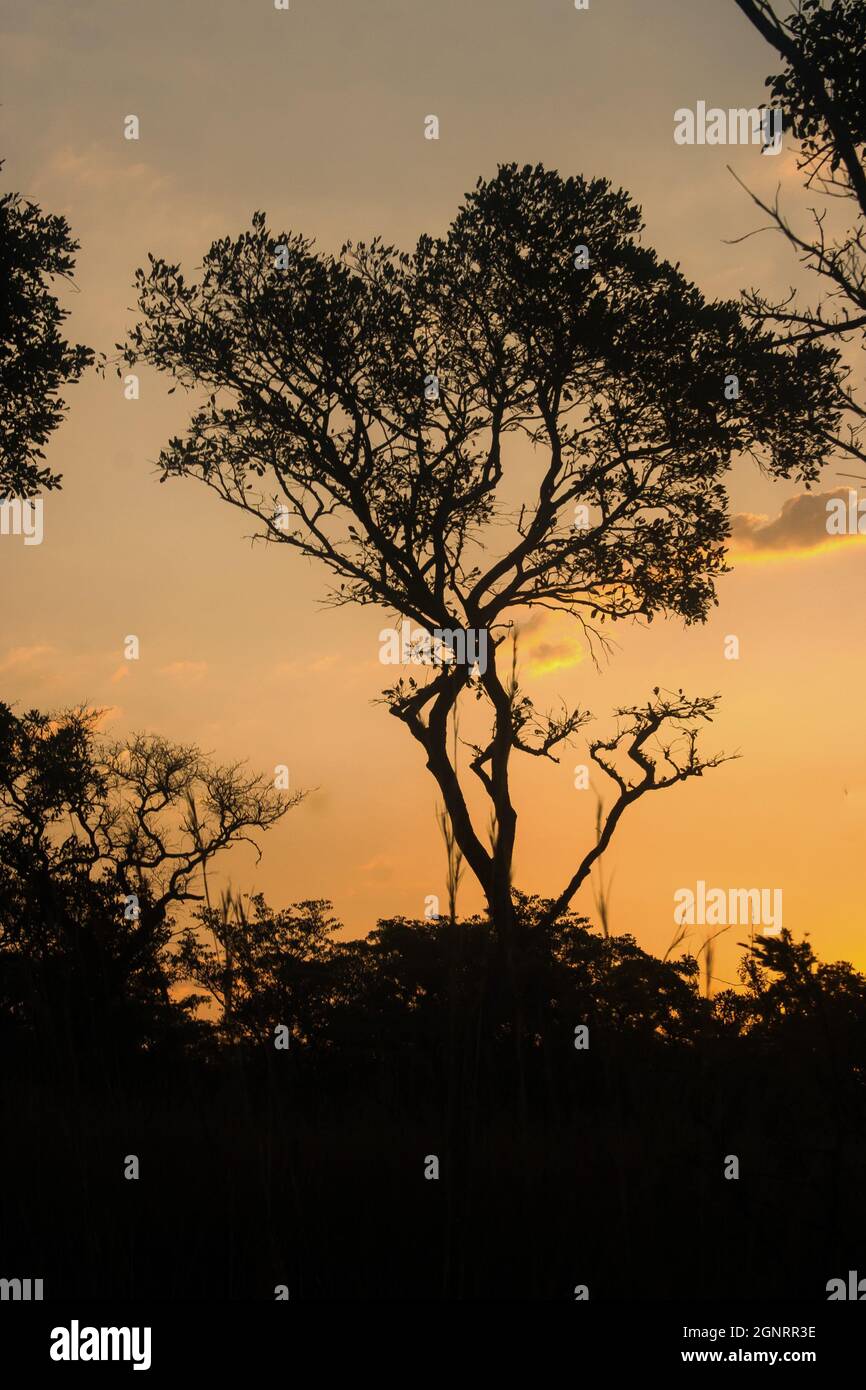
[538,689,736,930]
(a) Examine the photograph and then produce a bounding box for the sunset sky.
[2,0,864,987]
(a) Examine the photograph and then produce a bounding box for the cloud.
[513,611,585,678]
[275,653,341,678]
[0,644,53,672]
[160,661,208,685]
[731,488,866,563]
[358,853,394,883]
[33,144,173,203]
[0,645,137,701]
[525,639,585,678]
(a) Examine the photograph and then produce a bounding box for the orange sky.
[2,0,864,986]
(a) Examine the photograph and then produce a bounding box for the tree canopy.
[0,161,93,496]
[123,163,841,938]
[733,0,866,467]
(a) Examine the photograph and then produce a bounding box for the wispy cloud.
[33,144,173,203]
[358,853,395,883]
[513,611,585,678]
[275,653,341,678]
[0,644,54,673]
[731,488,866,563]
[160,661,208,685]
[526,639,585,677]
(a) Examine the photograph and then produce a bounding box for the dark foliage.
[0,701,294,1083]
[0,161,93,496]
[3,745,865,1297]
[733,0,866,467]
[119,163,843,940]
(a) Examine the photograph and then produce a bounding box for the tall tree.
[732,0,866,467]
[0,161,93,495]
[122,163,839,942]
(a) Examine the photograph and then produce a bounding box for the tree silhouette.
[0,702,298,1070]
[732,0,866,468]
[0,704,296,909]
[0,160,93,496]
[176,893,342,1046]
[123,163,840,943]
